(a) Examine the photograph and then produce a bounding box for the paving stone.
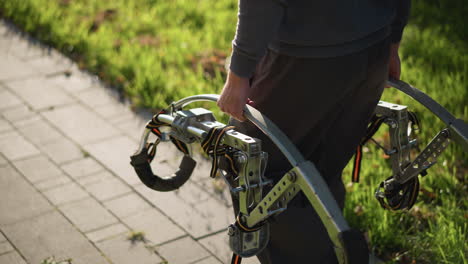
[86,223,129,243]
[116,116,147,140]
[157,236,210,264]
[2,211,109,264]
[27,54,74,75]
[76,88,120,108]
[0,154,8,166]
[6,77,75,110]
[0,55,39,81]
[42,104,120,144]
[0,251,27,264]
[60,197,118,232]
[97,234,162,264]
[0,240,14,254]
[83,172,132,201]
[94,102,133,119]
[0,130,40,160]
[35,174,72,191]
[241,257,261,264]
[43,182,89,205]
[0,89,22,110]
[196,178,232,207]
[121,208,185,245]
[15,117,63,144]
[136,185,231,238]
[0,118,13,132]
[2,105,35,122]
[48,71,96,92]
[13,155,62,183]
[61,157,103,179]
[39,138,84,164]
[0,165,52,225]
[193,256,223,264]
[173,180,211,206]
[83,136,141,185]
[9,38,49,60]
[104,193,151,218]
[199,232,231,263]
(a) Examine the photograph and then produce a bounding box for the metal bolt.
[228,225,237,236]
[237,155,247,164]
[287,171,296,182]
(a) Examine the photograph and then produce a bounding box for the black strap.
[375,177,420,211]
[147,109,190,155]
[202,126,235,178]
[352,115,385,182]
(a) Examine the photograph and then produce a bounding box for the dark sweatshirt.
[230,0,411,78]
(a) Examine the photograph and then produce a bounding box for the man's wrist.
[227,70,250,85]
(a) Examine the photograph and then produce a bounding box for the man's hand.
[218,71,251,121]
[387,43,401,87]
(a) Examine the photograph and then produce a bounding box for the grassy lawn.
[1,0,466,263]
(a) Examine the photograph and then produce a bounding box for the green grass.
[1,0,466,263]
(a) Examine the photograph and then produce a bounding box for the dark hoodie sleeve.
[229,0,286,78]
[390,0,411,43]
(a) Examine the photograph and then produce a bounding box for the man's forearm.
[230,0,286,78]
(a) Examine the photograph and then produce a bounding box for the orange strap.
[231,254,242,264]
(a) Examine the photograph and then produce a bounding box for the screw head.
[287,171,296,182]
[228,225,237,236]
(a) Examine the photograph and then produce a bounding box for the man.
[217,0,410,263]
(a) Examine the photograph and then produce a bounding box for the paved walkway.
[0,19,260,264]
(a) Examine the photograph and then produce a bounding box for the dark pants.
[229,38,391,264]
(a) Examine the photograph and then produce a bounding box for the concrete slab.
[16,117,63,145]
[94,102,134,119]
[48,71,96,93]
[0,240,14,255]
[42,104,120,144]
[59,197,118,232]
[121,208,185,245]
[86,223,129,243]
[39,138,85,164]
[97,234,162,264]
[35,174,72,191]
[0,118,13,133]
[1,105,35,122]
[156,236,210,264]
[83,136,141,185]
[2,211,109,264]
[6,77,75,110]
[199,232,231,263]
[0,89,22,110]
[0,251,27,264]
[27,54,74,75]
[104,193,151,219]
[136,184,231,238]
[13,155,63,183]
[0,55,39,81]
[0,130,40,160]
[61,157,103,179]
[0,154,7,167]
[193,256,223,264]
[82,172,132,201]
[8,38,49,60]
[43,182,89,205]
[76,87,120,108]
[0,165,52,225]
